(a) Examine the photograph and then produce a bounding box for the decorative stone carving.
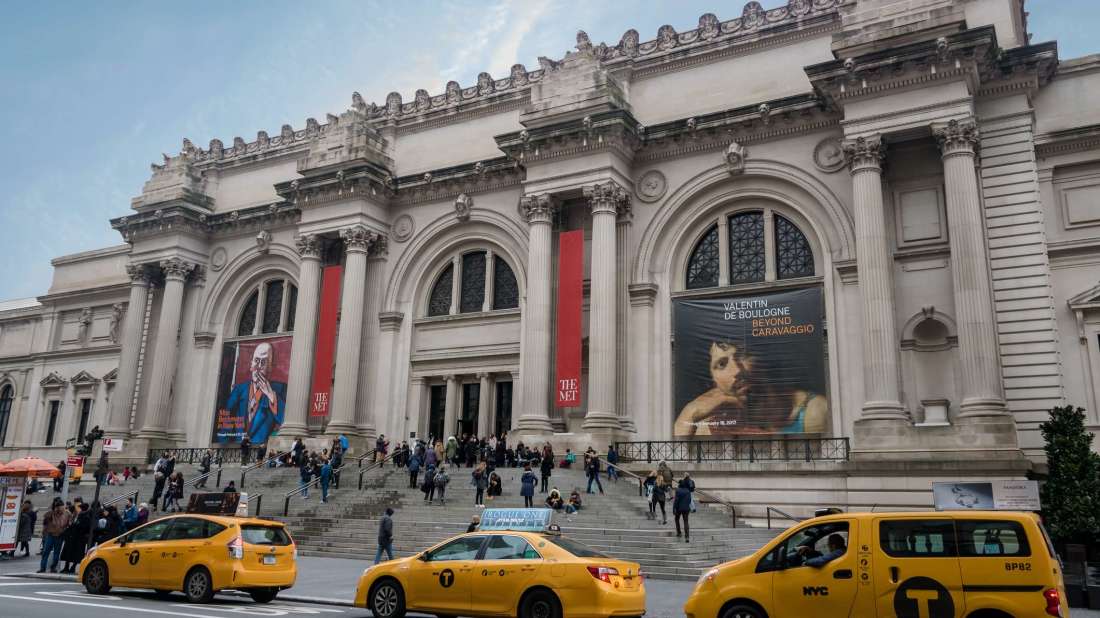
[813,137,846,173]
[933,118,979,155]
[125,263,151,284]
[40,371,67,389]
[77,307,93,342]
[255,229,272,254]
[385,92,402,116]
[209,247,228,271]
[415,89,430,112]
[305,117,320,135]
[657,25,677,50]
[352,91,368,113]
[742,1,766,30]
[842,135,886,172]
[725,142,747,175]
[758,103,771,125]
[280,124,294,140]
[392,214,415,242]
[538,56,561,72]
[160,257,195,280]
[576,30,593,52]
[368,234,389,258]
[446,81,461,104]
[510,64,528,86]
[520,194,555,225]
[341,225,379,253]
[454,193,473,222]
[698,13,720,40]
[635,170,668,203]
[109,303,123,344]
[583,180,630,216]
[618,29,639,57]
[208,138,223,159]
[477,72,495,95]
[233,136,247,152]
[256,130,270,149]
[295,234,321,258]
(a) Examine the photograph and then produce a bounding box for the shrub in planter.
[1039,405,1100,551]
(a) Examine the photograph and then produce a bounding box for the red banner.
[555,230,584,407]
[310,265,342,417]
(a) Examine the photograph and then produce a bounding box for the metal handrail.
[244,492,264,517]
[766,506,805,529]
[597,456,737,527]
[357,451,395,490]
[185,461,224,492]
[596,457,646,497]
[281,451,386,516]
[103,489,139,508]
[240,450,290,489]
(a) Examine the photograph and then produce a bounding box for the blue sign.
[479,509,553,532]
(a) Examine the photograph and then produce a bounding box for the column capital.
[189,265,207,287]
[842,135,885,174]
[444,374,458,383]
[519,194,555,225]
[932,118,980,158]
[125,263,154,286]
[476,372,490,380]
[368,235,389,259]
[159,257,195,282]
[294,234,322,259]
[340,225,382,254]
[583,180,630,217]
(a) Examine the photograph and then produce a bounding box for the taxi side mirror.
[118,537,128,548]
[418,552,428,561]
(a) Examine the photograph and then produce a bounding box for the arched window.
[426,250,520,316]
[236,277,298,337]
[684,208,816,290]
[0,385,11,446]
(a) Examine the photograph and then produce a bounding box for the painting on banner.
[673,286,828,437]
[212,335,291,444]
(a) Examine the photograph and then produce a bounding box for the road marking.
[39,589,125,599]
[174,603,345,615]
[0,593,227,617]
[0,581,72,586]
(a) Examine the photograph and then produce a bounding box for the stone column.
[407,376,425,440]
[933,118,1008,418]
[616,209,634,432]
[482,250,495,312]
[356,238,388,438]
[283,235,322,437]
[443,375,458,439]
[449,255,461,315]
[327,225,378,437]
[477,372,492,438]
[137,257,195,439]
[628,284,658,439]
[583,181,627,431]
[105,264,153,438]
[515,195,555,433]
[842,135,907,420]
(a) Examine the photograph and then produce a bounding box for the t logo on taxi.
[893,577,954,618]
[439,569,455,588]
[128,550,140,566]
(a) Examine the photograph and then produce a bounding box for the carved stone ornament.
[209,247,229,271]
[341,225,378,253]
[618,29,639,57]
[583,180,630,216]
[160,257,195,280]
[392,214,415,243]
[255,229,272,254]
[109,303,123,344]
[125,263,152,284]
[698,13,720,40]
[842,135,886,172]
[520,194,555,225]
[294,234,321,258]
[725,142,747,175]
[933,118,980,156]
[813,137,847,173]
[635,170,668,203]
[454,193,473,222]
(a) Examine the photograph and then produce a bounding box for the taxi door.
[110,518,174,587]
[406,536,485,613]
[873,517,965,618]
[150,517,210,590]
[472,535,543,614]
[771,519,860,617]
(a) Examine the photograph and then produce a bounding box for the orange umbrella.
[0,456,62,478]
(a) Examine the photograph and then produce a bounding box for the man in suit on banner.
[222,342,286,444]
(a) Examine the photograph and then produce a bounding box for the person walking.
[673,477,693,542]
[408,450,421,489]
[299,456,313,499]
[520,465,537,508]
[319,459,332,503]
[472,463,488,507]
[585,455,604,495]
[539,454,553,494]
[37,499,70,573]
[421,464,436,503]
[433,465,449,505]
[16,501,34,557]
[445,436,458,466]
[59,502,91,574]
[375,507,394,564]
[151,465,167,513]
[197,449,212,488]
[606,445,619,482]
[240,436,252,466]
[657,460,673,487]
[651,477,668,525]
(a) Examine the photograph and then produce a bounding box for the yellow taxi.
[684,509,1069,618]
[78,495,297,604]
[355,509,646,618]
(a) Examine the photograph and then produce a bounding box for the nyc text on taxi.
[684,510,1068,618]
[355,509,646,618]
[79,507,297,604]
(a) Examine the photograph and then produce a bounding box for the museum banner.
[309,265,342,418]
[672,286,827,437]
[555,230,584,407]
[213,335,291,444]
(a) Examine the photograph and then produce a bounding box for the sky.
[0,0,1095,301]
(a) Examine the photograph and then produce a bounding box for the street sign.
[66,455,84,468]
[101,438,123,452]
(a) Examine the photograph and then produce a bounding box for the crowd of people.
[24,495,151,572]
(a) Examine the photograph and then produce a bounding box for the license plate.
[262,555,277,565]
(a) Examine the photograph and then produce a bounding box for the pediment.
[102,368,118,383]
[70,370,100,387]
[39,371,67,389]
[1068,280,1100,310]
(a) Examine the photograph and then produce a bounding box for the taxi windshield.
[241,525,291,546]
[544,536,607,558]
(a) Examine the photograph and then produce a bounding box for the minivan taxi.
[78,511,297,604]
[684,510,1068,618]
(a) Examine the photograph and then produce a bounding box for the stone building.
[2,0,1099,514]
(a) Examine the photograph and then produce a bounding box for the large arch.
[196,243,300,337]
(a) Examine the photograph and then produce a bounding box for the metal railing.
[245,493,264,518]
[615,437,850,464]
[146,446,267,466]
[766,506,805,529]
[281,450,385,516]
[357,451,393,490]
[240,450,290,489]
[598,456,738,528]
[103,489,139,509]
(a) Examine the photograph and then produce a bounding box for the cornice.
[391,157,524,206]
[36,283,130,305]
[111,202,301,243]
[274,162,394,209]
[496,109,643,165]
[1035,123,1100,159]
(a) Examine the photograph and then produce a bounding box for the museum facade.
[2,0,1099,513]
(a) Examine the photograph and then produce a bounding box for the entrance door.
[494,381,512,436]
[461,383,479,437]
[428,385,446,442]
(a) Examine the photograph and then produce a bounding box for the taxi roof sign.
[479,508,553,532]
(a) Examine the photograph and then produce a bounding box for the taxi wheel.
[82,560,111,595]
[249,588,278,604]
[519,589,561,618]
[721,603,767,618]
[369,578,406,618]
[184,567,215,604]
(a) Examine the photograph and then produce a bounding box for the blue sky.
[0,0,1095,300]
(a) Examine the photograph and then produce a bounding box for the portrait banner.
[673,286,827,437]
[310,265,342,417]
[554,230,584,408]
[213,335,292,444]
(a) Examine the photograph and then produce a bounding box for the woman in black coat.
[59,503,91,573]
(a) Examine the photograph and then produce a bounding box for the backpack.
[435,471,449,487]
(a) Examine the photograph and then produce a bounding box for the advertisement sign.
[479,508,553,532]
[933,481,1041,511]
[66,455,85,482]
[310,265,342,418]
[186,492,242,515]
[0,477,25,551]
[101,438,123,452]
[213,336,291,444]
[673,287,828,437]
[554,231,584,408]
